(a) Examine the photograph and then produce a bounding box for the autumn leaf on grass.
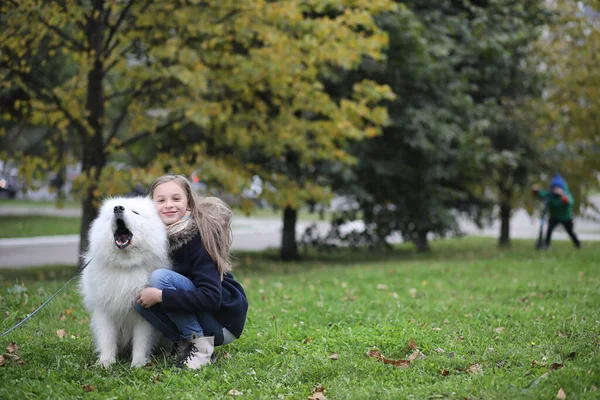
[438,369,449,376]
[223,351,232,359]
[466,363,483,374]
[548,363,564,371]
[376,284,388,290]
[152,374,160,384]
[557,388,566,399]
[303,338,312,344]
[408,338,418,351]
[308,385,326,400]
[328,353,339,360]
[228,389,243,396]
[494,327,505,334]
[56,329,67,339]
[7,342,18,353]
[408,350,425,361]
[0,355,5,367]
[367,349,410,368]
[82,384,96,392]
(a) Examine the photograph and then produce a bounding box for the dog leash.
[0,257,92,339]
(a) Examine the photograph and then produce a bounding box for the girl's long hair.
[148,174,233,275]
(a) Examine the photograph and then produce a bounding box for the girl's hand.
[137,288,163,308]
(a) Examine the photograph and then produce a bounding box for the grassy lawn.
[0,198,81,209]
[0,238,598,399]
[0,216,82,238]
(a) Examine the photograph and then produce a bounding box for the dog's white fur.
[80,196,170,368]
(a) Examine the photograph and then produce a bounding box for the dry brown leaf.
[556,331,567,338]
[65,308,74,316]
[82,384,96,392]
[4,311,9,317]
[3,353,20,361]
[0,355,5,367]
[409,288,417,298]
[308,385,326,400]
[439,369,449,376]
[223,351,232,359]
[81,317,89,325]
[56,329,67,339]
[466,363,483,374]
[7,342,18,353]
[16,360,24,365]
[376,284,388,290]
[367,349,411,368]
[494,327,505,333]
[456,336,465,341]
[144,361,157,368]
[152,374,160,384]
[328,353,339,360]
[549,363,564,371]
[303,338,312,344]
[228,388,243,396]
[532,360,539,367]
[408,350,425,361]
[59,314,66,321]
[434,347,445,353]
[408,338,418,350]
[557,388,566,399]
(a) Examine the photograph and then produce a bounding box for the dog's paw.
[98,356,116,368]
[130,357,149,368]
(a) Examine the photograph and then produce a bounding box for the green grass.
[0,238,598,399]
[0,216,82,238]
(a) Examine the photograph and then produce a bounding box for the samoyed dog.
[80,196,170,368]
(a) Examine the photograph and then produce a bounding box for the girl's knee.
[148,268,172,288]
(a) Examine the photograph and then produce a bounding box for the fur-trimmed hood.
[168,220,199,253]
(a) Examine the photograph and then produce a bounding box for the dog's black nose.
[114,205,125,214]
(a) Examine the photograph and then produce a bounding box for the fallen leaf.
[144,360,157,368]
[408,350,425,361]
[367,349,411,368]
[223,351,232,359]
[56,329,67,339]
[308,385,327,400]
[303,338,312,344]
[81,317,89,325]
[82,384,96,392]
[376,284,388,290]
[408,338,418,350]
[494,327,505,333]
[532,360,539,367]
[409,288,417,298]
[0,355,5,367]
[456,336,465,341]
[548,363,564,371]
[4,311,9,316]
[3,353,20,361]
[228,388,243,396]
[59,314,66,321]
[439,369,449,376]
[557,388,566,399]
[17,360,24,365]
[152,374,160,383]
[434,347,445,353]
[556,331,567,338]
[7,342,18,353]
[328,353,339,360]
[466,363,483,374]
[65,308,73,315]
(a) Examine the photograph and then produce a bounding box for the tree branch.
[115,115,185,150]
[103,0,136,55]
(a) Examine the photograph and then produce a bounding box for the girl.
[135,174,248,369]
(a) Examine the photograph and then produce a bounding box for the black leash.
[0,258,92,339]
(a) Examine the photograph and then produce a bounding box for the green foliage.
[0,238,599,398]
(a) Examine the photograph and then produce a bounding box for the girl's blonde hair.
[148,174,233,275]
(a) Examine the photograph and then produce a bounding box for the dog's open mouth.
[113,218,133,249]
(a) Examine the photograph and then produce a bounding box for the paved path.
[0,200,598,268]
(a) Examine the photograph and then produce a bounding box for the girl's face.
[152,181,189,226]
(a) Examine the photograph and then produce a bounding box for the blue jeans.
[134,269,236,346]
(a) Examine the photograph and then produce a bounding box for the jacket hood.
[549,173,568,191]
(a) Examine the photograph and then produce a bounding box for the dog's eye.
[132,210,140,215]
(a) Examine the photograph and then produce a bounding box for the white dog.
[80,196,170,368]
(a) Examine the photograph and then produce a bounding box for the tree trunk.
[414,229,430,252]
[280,206,300,261]
[79,0,106,261]
[499,202,511,247]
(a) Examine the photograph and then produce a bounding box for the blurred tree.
[533,0,600,208]
[0,0,394,259]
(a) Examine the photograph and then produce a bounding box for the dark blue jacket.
[161,234,248,338]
